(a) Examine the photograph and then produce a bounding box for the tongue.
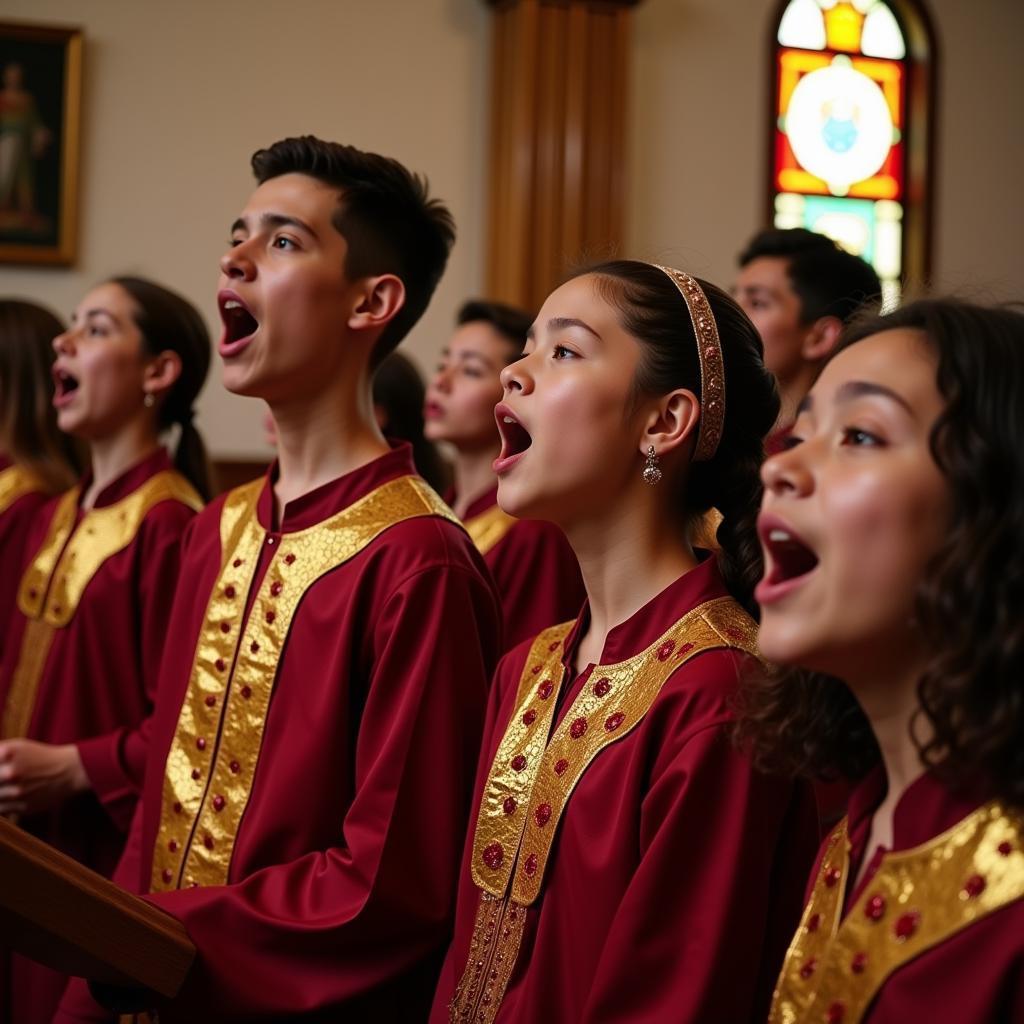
[226,307,258,342]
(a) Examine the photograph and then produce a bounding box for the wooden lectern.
[0,815,194,998]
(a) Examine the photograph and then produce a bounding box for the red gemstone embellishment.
[173,801,182,814]
[548,641,560,651]
[522,709,537,726]
[162,869,173,884]
[225,585,236,599]
[230,760,240,774]
[212,795,226,812]
[270,581,283,596]
[593,677,611,697]
[851,952,867,975]
[656,640,675,661]
[284,553,296,564]
[250,641,260,653]
[531,665,541,675]
[524,853,538,876]
[605,711,625,731]
[826,1002,846,1024]
[537,680,553,699]
[220,621,231,633]
[511,754,527,772]
[232,558,243,568]
[265,610,276,623]
[482,842,504,869]
[963,874,986,899]
[677,642,694,657]
[191,769,200,780]
[203,835,214,850]
[807,913,821,933]
[726,628,745,642]
[241,685,252,699]
[998,840,1013,856]
[205,695,216,707]
[893,911,920,941]
[799,957,816,979]
[570,717,588,739]
[554,758,569,776]
[196,737,207,751]
[168,840,178,852]
[215,658,226,672]
[503,797,517,816]
[534,803,552,827]
[823,865,841,887]
[864,894,886,921]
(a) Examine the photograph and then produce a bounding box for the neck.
[564,482,698,667]
[84,419,161,509]
[268,371,390,514]
[451,445,499,518]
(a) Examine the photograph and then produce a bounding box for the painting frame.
[0,19,83,266]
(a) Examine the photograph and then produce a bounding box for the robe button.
[266,537,275,546]
[548,641,560,651]
[998,840,1013,856]
[799,957,816,979]
[511,754,527,772]
[230,760,241,774]
[270,581,283,596]
[162,869,173,884]
[656,640,675,661]
[224,585,236,599]
[569,717,588,739]
[503,797,517,815]
[482,842,503,870]
[604,711,625,732]
[827,1002,845,1023]
[191,769,201,780]
[205,695,216,707]
[232,558,243,568]
[864,894,886,921]
[220,621,231,634]
[196,737,207,751]
[554,758,569,776]
[850,952,867,975]
[522,709,537,726]
[168,840,178,852]
[241,685,252,699]
[173,801,182,813]
[534,803,552,827]
[962,874,986,899]
[250,641,260,653]
[593,677,611,697]
[524,853,538,876]
[807,913,821,933]
[537,680,553,699]
[203,835,214,850]
[284,553,295,564]
[213,795,226,812]
[265,610,276,623]
[823,864,841,887]
[893,910,920,941]
[215,658,226,672]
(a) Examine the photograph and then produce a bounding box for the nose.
[500,353,533,395]
[430,364,453,394]
[761,442,813,498]
[52,327,75,355]
[220,239,255,281]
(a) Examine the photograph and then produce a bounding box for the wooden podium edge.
[0,816,194,998]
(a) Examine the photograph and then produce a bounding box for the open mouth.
[756,515,819,605]
[52,368,79,405]
[494,403,532,472]
[218,292,259,352]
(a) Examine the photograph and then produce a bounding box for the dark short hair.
[251,136,456,365]
[736,299,1024,808]
[456,299,532,361]
[739,227,881,325]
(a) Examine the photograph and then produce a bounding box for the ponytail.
[174,415,213,502]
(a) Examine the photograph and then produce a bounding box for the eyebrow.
[799,380,916,418]
[230,212,318,239]
[527,316,601,341]
[72,308,120,325]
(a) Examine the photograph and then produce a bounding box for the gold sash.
[0,464,43,516]
[464,503,516,557]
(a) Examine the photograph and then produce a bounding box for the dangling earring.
[642,445,662,485]
[143,392,155,408]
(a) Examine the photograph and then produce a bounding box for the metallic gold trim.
[770,802,1024,1024]
[459,595,758,1022]
[652,265,726,463]
[464,503,517,557]
[0,464,43,515]
[151,475,461,891]
[3,472,202,740]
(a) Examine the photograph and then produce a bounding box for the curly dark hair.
[581,261,780,617]
[735,299,1024,807]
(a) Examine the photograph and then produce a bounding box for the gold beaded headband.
[652,264,725,462]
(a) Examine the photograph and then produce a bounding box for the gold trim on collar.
[769,801,1024,1024]
[0,464,44,516]
[463,503,516,557]
[452,595,759,1023]
[1,472,203,740]
[151,474,460,892]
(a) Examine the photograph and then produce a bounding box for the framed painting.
[0,20,82,265]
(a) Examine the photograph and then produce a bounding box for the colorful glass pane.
[778,0,827,49]
[862,4,906,58]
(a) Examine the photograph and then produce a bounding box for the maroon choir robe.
[0,457,53,665]
[0,449,202,1024]
[56,444,502,1023]
[431,557,818,1023]
[455,486,585,651]
[769,767,1024,1024]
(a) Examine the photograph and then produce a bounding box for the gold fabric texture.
[0,464,43,515]
[455,595,759,1023]
[769,802,1024,1024]
[150,474,460,892]
[653,264,726,463]
[2,472,202,740]
[464,503,516,557]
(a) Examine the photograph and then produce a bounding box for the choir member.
[0,276,211,1024]
[57,136,501,1023]
[740,300,1024,1023]
[425,300,585,649]
[431,261,818,1023]
[0,300,81,658]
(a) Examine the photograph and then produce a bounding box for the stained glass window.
[770,1,933,305]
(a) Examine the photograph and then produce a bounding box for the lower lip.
[493,450,526,475]
[53,389,77,409]
[424,403,443,420]
[755,567,817,606]
[219,330,257,359]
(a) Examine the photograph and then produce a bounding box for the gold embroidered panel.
[464,503,517,557]
[2,472,203,740]
[471,595,759,904]
[151,475,461,891]
[0,464,43,516]
[770,802,1024,1024]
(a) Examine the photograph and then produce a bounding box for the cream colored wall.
[629,0,1024,301]
[5,0,1022,458]
[1,0,490,459]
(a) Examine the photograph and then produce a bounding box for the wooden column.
[484,0,642,313]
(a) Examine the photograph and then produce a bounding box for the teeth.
[224,300,242,310]
[769,529,791,543]
[503,416,516,424]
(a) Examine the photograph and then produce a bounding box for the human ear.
[142,350,183,404]
[640,388,701,461]
[802,316,843,363]
[349,275,406,333]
